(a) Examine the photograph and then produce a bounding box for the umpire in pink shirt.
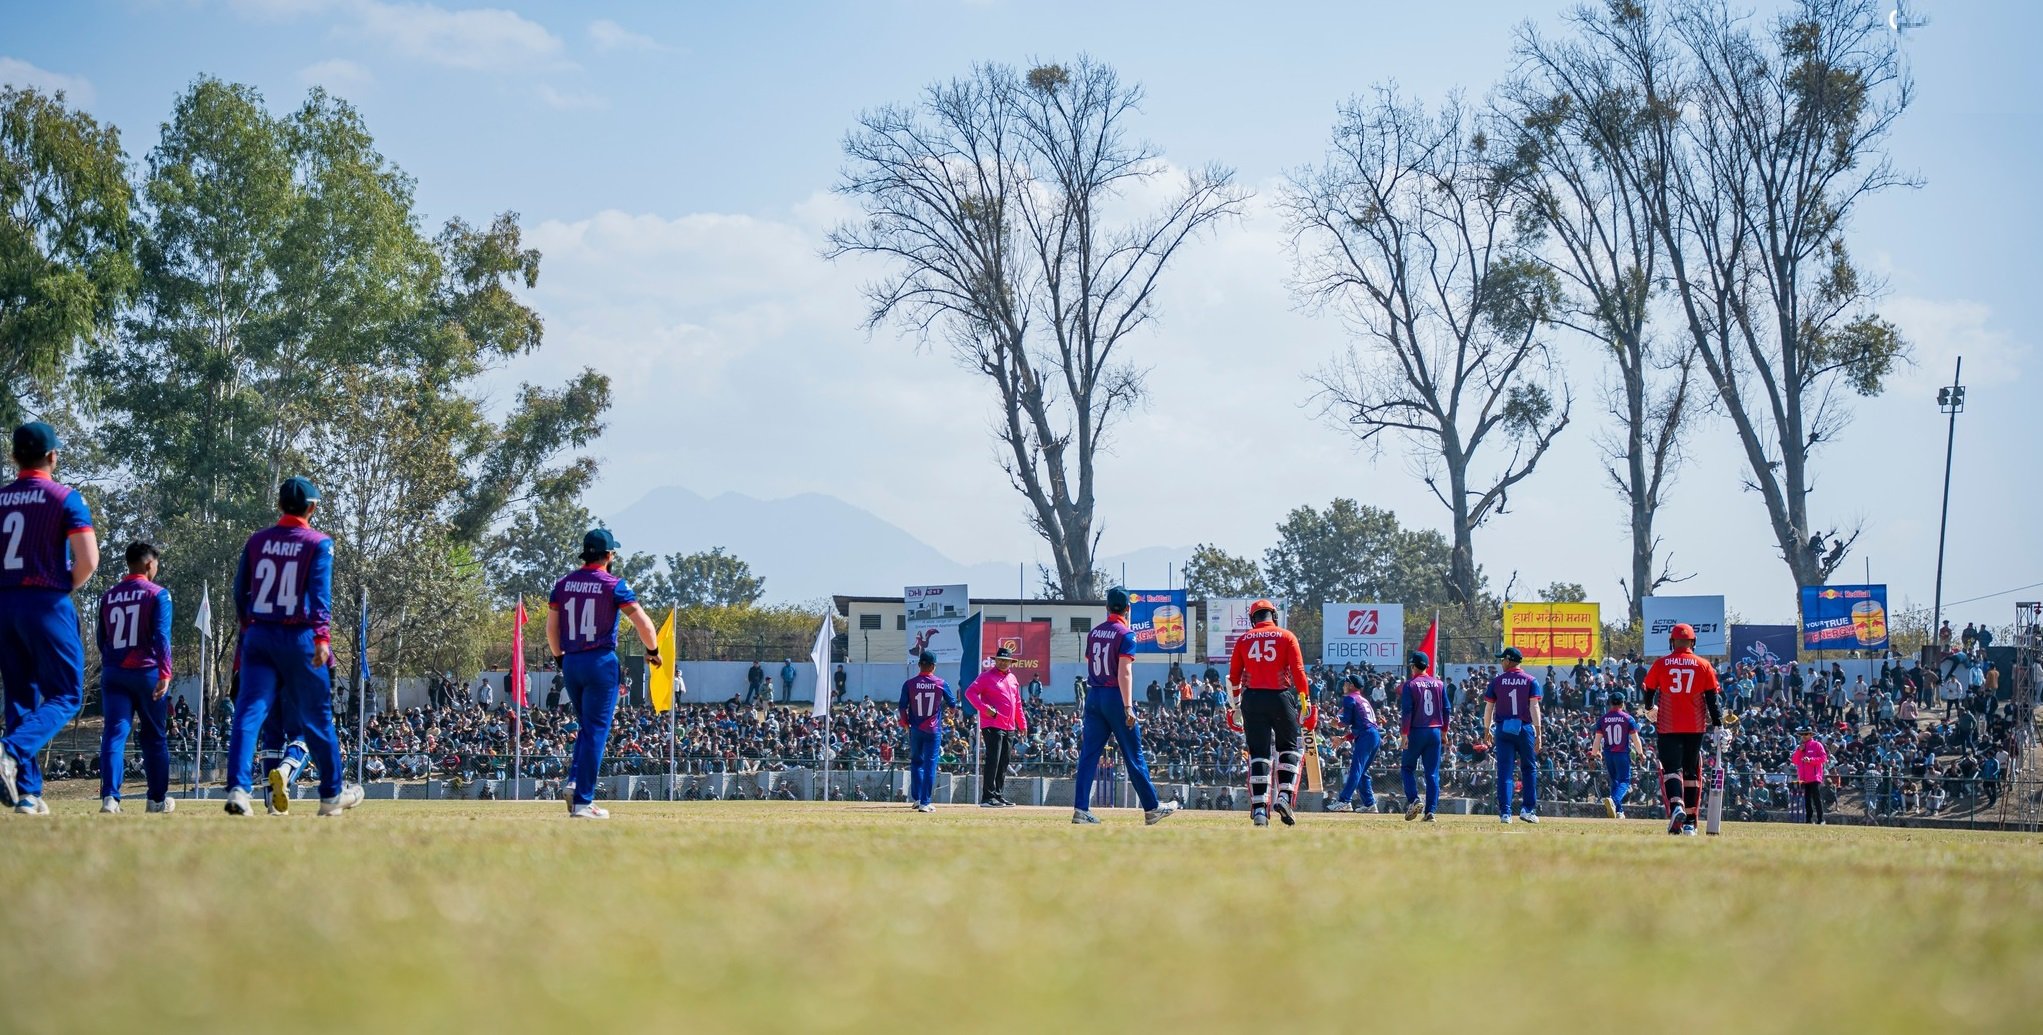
[965,646,1028,808]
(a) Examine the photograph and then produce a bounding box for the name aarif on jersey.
[259,539,305,557]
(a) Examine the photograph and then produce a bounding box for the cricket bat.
[1706,726,1729,835]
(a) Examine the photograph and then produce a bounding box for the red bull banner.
[1501,602,1602,666]
[979,621,1051,677]
[1127,589,1189,654]
[1799,584,1888,651]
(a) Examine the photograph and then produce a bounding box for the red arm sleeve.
[1285,634,1309,695]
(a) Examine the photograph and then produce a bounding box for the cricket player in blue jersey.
[1398,651,1448,822]
[1326,673,1380,812]
[0,422,98,815]
[547,528,660,819]
[1593,692,1644,819]
[96,541,175,814]
[223,477,362,817]
[1483,646,1543,824]
[1072,588,1179,826]
[897,650,956,812]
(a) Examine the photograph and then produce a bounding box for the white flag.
[195,580,214,642]
[809,612,834,717]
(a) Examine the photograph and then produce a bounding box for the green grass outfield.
[3,801,2038,1035]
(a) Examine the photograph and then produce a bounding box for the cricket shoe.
[223,789,255,816]
[1501,814,1514,824]
[1666,804,1687,835]
[1681,825,1698,836]
[1602,796,1618,819]
[1251,807,1270,827]
[15,796,49,815]
[0,749,18,808]
[915,803,935,813]
[1421,813,1437,823]
[1273,795,1296,826]
[1404,799,1423,822]
[1144,800,1180,826]
[102,797,122,814]
[317,784,366,817]
[1325,800,1351,813]
[1071,810,1101,825]
[147,798,176,814]
[267,767,293,815]
[569,804,610,819]
[1519,811,1540,825]
[979,800,1003,808]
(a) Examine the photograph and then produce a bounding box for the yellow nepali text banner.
[1501,602,1602,666]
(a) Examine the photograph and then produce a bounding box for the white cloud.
[587,18,667,52]
[347,0,565,72]
[0,56,95,106]
[535,84,606,111]
[298,57,375,93]
[1883,295,2022,384]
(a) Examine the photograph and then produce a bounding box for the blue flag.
[955,611,983,718]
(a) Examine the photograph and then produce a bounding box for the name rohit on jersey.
[260,539,307,557]
[0,488,49,506]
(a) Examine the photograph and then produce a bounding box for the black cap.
[993,646,1016,660]
[1343,673,1364,689]
[1496,646,1524,663]
[1106,587,1130,612]
[918,651,938,668]
[582,528,620,555]
[278,476,321,511]
[1407,650,1431,671]
[12,422,59,458]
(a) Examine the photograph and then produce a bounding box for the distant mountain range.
[605,486,1196,603]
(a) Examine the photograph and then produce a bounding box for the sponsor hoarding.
[1320,602,1405,666]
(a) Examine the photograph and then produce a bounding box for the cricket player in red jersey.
[1641,622,1735,835]
[1227,600,1310,827]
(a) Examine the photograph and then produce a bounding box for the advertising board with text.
[1320,602,1405,666]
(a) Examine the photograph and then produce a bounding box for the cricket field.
[2,800,2038,1034]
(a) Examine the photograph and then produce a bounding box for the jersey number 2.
[0,512,24,571]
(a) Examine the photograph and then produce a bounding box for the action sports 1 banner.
[1729,624,1799,670]
[1205,597,1282,662]
[904,583,969,664]
[1799,584,1889,651]
[1320,602,1404,666]
[1642,595,1728,656]
[1501,602,1601,666]
[980,620,1051,680]
[1126,589,1189,654]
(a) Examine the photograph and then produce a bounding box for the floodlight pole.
[1931,356,1964,647]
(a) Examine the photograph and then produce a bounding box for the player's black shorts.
[1241,689,1301,759]
[1657,732,1704,778]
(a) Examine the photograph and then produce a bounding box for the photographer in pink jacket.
[965,646,1028,808]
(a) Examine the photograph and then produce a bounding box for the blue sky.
[8,0,2039,623]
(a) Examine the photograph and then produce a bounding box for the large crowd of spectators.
[57,642,2039,823]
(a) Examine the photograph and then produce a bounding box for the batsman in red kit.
[1227,600,1310,827]
[1641,622,1736,835]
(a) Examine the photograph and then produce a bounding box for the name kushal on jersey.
[0,488,48,507]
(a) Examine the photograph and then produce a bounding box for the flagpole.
[355,585,368,786]
[193,629,206,796]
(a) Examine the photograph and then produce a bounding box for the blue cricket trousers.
[1073,686,1160,812]
[1604,753,1633,807]
[907,728,939,805]
[562,649,620,808]
[1494,726,1538,816]
[1340,727,1380,806]
[100,667,170,802]
[0,590,85,798]
[1401,726,1442,815]
[227,624,344,798]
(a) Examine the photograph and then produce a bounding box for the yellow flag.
[649,609,677,712]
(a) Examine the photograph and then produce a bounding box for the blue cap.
[278,476,321,511]
[1106,586,1130,612]
[918,651,938,668]
[1407,650,1431,671]
[11,422,59,458]
[582,528,620,555]
[1496,646,1524,663]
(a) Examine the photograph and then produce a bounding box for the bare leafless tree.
[829,59,1246,597]
[1285,89,1572,620]
[1588,0,1912,591]
[1505,12,1700,623]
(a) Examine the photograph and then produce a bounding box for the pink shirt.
[965,668,1027,732]
[1793,739,1829,784]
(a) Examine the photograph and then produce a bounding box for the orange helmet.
[1669,622,1697,642]
[1249,599,1278,619]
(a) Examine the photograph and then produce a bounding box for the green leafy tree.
[1180,543,1267,599]
[650,547,766,609]
[0,86,137,427]
[1537,581,1587,603]
[1262,499,1459,655]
